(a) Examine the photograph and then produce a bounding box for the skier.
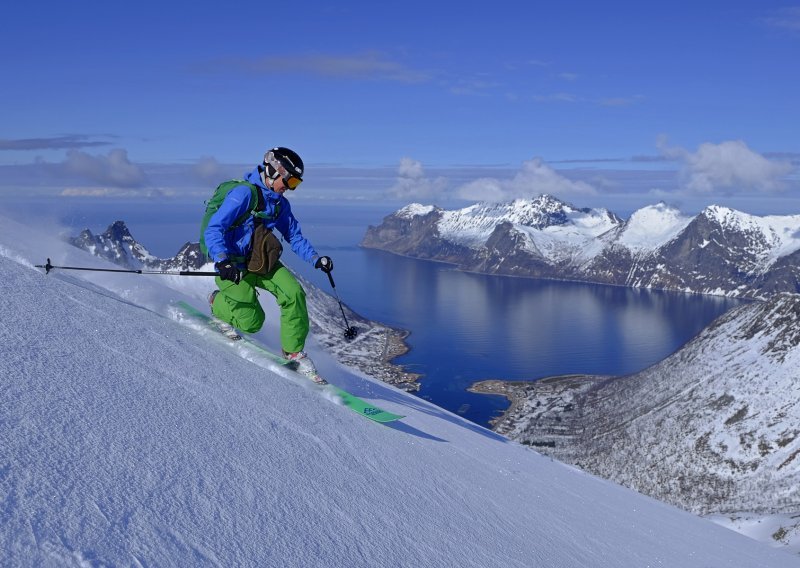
[203,147,333,383]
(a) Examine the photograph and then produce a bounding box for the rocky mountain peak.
[102,220,135,243]
[396,203,440,219]
[69,221,206,271]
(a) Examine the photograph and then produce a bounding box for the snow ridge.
[618,202,693,252]
[396,203,437,219]
[700,205,800,268]
[438,195,619,251]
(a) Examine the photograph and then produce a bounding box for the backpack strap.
[254,183,265,214]
[228,181,264,229]
[252,189,284,224]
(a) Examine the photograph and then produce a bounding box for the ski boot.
[208,291,242,341]
[284,351,327,385]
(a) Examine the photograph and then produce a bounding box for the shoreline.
[303,274,423,392]
[363,324,423,391]
[360,243,763,301]
[313,316,423,392]
[295,273,423,392]
[467,379,532,428]
[468,374,611,430]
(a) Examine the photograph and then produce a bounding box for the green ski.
[172,301,404,424]
[328,386,404,424]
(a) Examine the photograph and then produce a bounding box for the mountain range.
[362,195,800,299]
[69,220,206,271]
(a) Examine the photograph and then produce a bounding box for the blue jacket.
[203,167,318,267]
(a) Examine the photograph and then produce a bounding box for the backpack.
[199,179,265,258]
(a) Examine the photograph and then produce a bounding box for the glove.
[215,260,241,283]
[314,256,333,273]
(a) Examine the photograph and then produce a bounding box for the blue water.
[20,198,743,427]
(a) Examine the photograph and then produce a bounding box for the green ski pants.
[211,262,309,354]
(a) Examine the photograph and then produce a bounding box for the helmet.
[264,146,304,182]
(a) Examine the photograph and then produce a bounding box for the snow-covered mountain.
[475,292,800,550]
[70,220,206,271]
[2,215,798,566]
[362,196,800,299]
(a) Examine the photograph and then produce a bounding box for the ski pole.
[322,268,358,341]
[35,258,219,277]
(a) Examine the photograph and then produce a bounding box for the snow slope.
[700,205,800,268]
[1,215,797,567]
[435,196,618,251]
[618,202,693,252]
[487,292,800,537]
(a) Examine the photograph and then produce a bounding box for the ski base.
[172,301,404,423]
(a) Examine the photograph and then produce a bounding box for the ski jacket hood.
[203,167,318,266]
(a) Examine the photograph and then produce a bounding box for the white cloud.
[64,149,146,188]
[458,177,507,202]
[0,135,111,151]
[192,155,226,183]
[658,138,794,194]
[60,187,124,197]
[457,157,597,202]
[397,157,424,179]
[59,187,174,198]
[386,158,448,200]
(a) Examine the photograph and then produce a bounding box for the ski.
[173,300,295,365]
[172,301,404,424]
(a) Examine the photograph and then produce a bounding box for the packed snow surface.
[1,214,797,567]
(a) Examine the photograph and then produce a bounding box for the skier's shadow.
[382,421,447,442]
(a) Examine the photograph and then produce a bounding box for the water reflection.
[363,256,741,425]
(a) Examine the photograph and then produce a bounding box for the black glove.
[215,260,241,283]
[315,256,333,273]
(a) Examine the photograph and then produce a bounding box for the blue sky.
[2,0,799,215]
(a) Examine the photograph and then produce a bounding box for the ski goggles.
[265,151,303,190]
[283,174,302,189]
